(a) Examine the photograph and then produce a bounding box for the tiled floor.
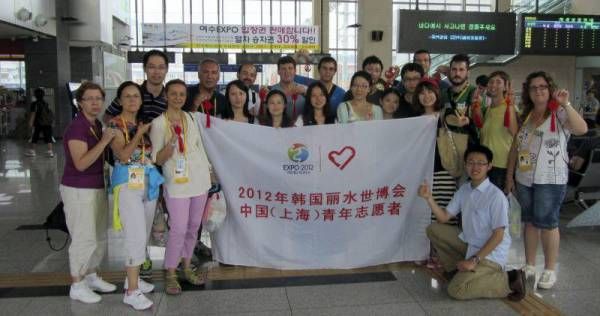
[1,138,599,315]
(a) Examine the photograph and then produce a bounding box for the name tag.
[174,157,189,184]
[128,166,145,189]
[518,150,533,172]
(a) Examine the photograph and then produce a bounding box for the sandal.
[183,268,206,286]
[165,272,182,295]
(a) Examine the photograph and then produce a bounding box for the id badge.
[127,166,145,190]
[174,157,189,184]
[518,150,533,172]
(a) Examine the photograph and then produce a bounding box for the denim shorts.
[515,183,567,229]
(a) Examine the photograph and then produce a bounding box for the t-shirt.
[184,85,227,117]
[61,114,105,189]
[515,108,570,186]
[30,100,53,126]
[105,81,167,121]
[481,101,514,169]
[108,116,153,165]
[336,101,383,123]
[271,83,307,121]
[441,85,479,143]
[446,178,511,267]
[394,94,419,118]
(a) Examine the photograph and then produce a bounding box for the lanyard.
[164,111,187,155]
[448,85,471,105]
[119,116,145,164]
[199,95,217,116]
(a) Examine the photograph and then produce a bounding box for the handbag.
[437,116,468,178]
[43,201,70,251]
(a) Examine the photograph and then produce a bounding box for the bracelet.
[470,255,481,264]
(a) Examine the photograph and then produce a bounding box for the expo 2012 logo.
[287,143,309,163]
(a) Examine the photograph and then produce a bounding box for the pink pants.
[163,191,208,269]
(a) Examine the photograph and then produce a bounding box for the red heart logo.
[328,146,356,170]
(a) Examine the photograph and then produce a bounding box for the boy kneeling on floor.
[418,144,526,301]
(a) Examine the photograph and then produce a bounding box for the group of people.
[58,48,588,309]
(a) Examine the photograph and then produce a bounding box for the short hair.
[412,49,431,62]
[75,81,105,102]
[464,144,494,163]
[34,88,45,100]
[362,55,383,70]
[116,81,143,100]
[450,54,470,69]
[476,75,489,87]
[277,56,297,69]
[350,71,373,87]
[237,63,256,74]
[488,71,510,88]
[164,79,187,94]
[199,58,219,70]
[400,63,425,79]
[143,50,169,68]
[318,56,337,70]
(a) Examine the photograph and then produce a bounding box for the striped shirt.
[105,81,167,120]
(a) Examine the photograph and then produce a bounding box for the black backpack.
[43,202,70,251]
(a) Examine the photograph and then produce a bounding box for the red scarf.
[202,99,214,128]
[173,125,184,153]
[547,99,560,132]
[503,96,512,128]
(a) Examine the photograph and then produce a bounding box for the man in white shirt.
[237,63,261,116]
[418,144,526,301]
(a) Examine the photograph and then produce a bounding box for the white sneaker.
[47,150,54,157]
[524,265,536,280]
[70,282,101,304]
[124,277,155,293]
[123,289,153,310]
[538,269,557,289]
[84,273,117,293]
[24,149,36,157]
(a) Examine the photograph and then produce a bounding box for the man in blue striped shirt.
[104,50,168,124]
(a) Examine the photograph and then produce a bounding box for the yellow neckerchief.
[164,111,187,156]
[119,115,145,164]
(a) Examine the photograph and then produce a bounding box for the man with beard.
[104,50,169,123]
[441,54,479,144]
[395,62,423,118]
[185,58,227,116]
[271,56,307,121]
[237,63,261,116]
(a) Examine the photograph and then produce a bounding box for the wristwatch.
[470,255,481,264]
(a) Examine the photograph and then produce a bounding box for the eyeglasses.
[529,85,549,92]
[466,161,489,167]
[81,96,104,102]
[352,84,370,90]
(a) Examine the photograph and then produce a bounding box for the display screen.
[521,14,600,55]
[396,10,516,55]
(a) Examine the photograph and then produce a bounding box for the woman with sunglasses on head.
[150,79,213,295]
[505,71,587,289]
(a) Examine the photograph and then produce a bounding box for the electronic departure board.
[521,14,600,55]
[397,10,516,55]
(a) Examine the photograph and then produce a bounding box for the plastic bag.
[202,192,227,232]
[507,193,522,239]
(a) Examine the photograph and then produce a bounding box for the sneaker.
[84,273,117,293]
[123,289,153,310]
[70,281,101,304]
[47,150,54,157]
[124,277,155,293]
[524,265,536,280]
[24,149,36,157]
[538,270,557,289]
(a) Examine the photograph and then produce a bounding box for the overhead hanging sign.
[396,10,516,55]
[143,23,320,50]
[521,14,600,55]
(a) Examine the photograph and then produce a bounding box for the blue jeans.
[516,183,567,229]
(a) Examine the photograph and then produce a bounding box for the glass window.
[329,0,358,87]
[0,61,26,90]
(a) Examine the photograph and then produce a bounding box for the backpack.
[36,102,54,126]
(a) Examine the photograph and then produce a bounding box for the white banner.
[199,116,437,269]
[143,23,319,50]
